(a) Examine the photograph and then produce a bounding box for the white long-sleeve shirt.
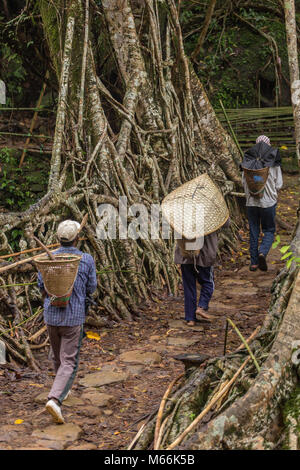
[242,166,283,208]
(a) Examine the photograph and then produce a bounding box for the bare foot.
[196,307,214,321]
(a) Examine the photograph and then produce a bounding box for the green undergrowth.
[0,147,49,212]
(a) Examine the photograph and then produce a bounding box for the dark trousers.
[47,324,83,404]
[181,264,214,321]
[247,204,276,266]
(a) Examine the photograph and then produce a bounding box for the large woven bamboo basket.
[161,174,229,239]
[34,254,82,298]
[243,167,269,198]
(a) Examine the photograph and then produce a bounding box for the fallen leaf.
[29,383,44,388]
[14,419,24,424]
[86,331,101,340]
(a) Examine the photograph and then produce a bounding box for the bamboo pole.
[154,373,184,449]
[166,357,251,450]
[0,237,87,260]
[219,99,243,157]
[0,107,53,112]
[19,70,49,167]
[0,132,51,139]
[227,318,260,373]
[0,251,57,274]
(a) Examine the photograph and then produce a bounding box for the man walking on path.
[175,219,229,327]
[242,135,283,272]
[38,220,97,424]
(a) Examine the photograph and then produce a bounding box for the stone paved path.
[0,174,298,450]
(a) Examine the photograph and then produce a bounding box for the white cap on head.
[57,220,80,242]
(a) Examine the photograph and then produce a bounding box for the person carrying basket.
[37,220,97,424]
[241,135,283,272]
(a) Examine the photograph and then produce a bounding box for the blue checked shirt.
[37,246,97,326]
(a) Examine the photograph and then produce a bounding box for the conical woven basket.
[34,254,82,299]
[161,174,229,239]
[243,167,269,198]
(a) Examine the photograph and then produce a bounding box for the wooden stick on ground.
[154,373,184,450]
[233,325,261,353]
[166,356,251,450]
[227,318,260,372]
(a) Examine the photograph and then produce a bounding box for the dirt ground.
[0,173,299,450]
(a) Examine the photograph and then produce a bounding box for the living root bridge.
[134,218,300,450]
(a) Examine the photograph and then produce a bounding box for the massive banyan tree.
[1,0,299,449]
[0,0,241,325]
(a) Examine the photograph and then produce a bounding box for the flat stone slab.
[167,337,200,347]
[67,443,98,450]
[0,431,18,443]
[126,365,145,375]
[220,279,252,286]
[209,302,236,312]
[36,439,65,450]
[226,287,258,296]
[79,406,102,418]
[32,423,82,444]
[64,396,85,407]
[34,391,48,404]
[168,320,204,331]
[81,391,115,407]
[118,350,162,365]
[34,391,84,407]
[259,280,272,288]
[79,370,129,388]
[173,353,210,368]
[17,446,51,450]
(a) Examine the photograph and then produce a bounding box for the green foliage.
[0,45,27,106]
[272,235,300,270]
[0,147,48,211]
[180,2,290,109]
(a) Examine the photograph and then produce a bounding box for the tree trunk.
[0,0,242,365]
[191,0,217,62]
[284,0,300,164]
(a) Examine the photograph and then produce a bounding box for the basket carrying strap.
[249,185,267,196]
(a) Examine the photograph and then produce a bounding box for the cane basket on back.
[243,167,269,198]
[35,254,82,307]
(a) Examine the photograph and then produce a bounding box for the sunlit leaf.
[279,245,291,254]
[281,252,293,261]
[286,257,295,269]
[86,331,101,340]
